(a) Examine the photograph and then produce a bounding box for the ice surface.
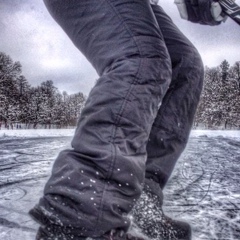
[0,129,239,239]
[163,135,240,240]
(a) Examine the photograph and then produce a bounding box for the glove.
[211,1,227,22]
[174,0,226,26]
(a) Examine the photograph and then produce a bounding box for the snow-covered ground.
[0,128,239,139]
[0,128,75,138]
[0,129,239,239]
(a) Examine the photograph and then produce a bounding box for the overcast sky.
[0,0,239,95]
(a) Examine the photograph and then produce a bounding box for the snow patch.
[190,130,240,138]
[0,129,75,138]
[0,129,239,139]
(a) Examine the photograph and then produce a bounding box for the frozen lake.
[0,130,239,239]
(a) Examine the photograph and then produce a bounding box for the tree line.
[0,52,86,129]
[195,60,240,129]
[1,52,239,130]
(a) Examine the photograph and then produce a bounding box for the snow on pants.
[29,0,203,238]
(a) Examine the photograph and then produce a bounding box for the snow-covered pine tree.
[195,66,221,128]
[15,75,31,125]
[217,60,239,129]
[228,61,240,128]
[220,59,230,83]
[196,60,240,129]
[0,52,22,127]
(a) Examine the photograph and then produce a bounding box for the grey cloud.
[0,0,239,95]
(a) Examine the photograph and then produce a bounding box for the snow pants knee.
[29,0,203,238]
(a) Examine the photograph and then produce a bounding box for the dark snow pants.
[30,0,204,238]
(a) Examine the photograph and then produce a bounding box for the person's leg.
[29,0,172,238]
[131,4,204,240]
[146,3,204,192]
